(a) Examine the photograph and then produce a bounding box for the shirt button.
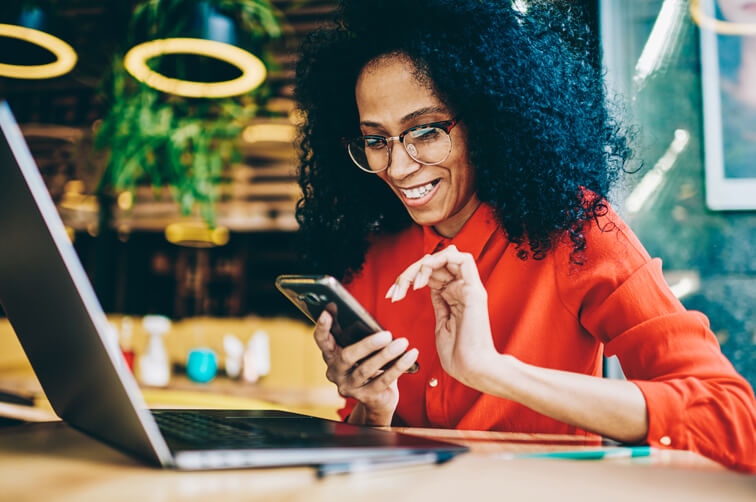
[660,436,672,446]
[429,378,439,388]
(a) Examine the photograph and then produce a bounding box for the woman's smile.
[398,178,441,205]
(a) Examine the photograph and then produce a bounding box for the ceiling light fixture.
[690,0,756,36]
[165,221,230,247]
[0,23,77,79]
[123,37,266,98]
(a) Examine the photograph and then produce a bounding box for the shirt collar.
[421,203,500,259]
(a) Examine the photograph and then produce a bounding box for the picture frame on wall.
[696,0,756,210]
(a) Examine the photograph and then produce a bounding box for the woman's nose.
[386,140,421,179]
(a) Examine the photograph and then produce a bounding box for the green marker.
[502,446,653,460]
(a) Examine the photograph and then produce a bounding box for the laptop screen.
[0,101,172,466]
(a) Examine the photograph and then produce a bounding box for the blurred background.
[0,0,333,319]
[0,0,753,419]
[0,0,344,420]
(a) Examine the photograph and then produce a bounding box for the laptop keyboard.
[152,411,287,449]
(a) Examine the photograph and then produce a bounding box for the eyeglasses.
[344,118,460,173]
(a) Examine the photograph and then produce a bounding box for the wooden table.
[0,371,344,422]
[1,421,753,502]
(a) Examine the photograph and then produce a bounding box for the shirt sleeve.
[556,214,756,472]
[338,398,358,422]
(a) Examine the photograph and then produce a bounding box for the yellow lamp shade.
[165,221,230,247]
[690,0,756,36]
[123,38,266,98]
[0,23,77,79]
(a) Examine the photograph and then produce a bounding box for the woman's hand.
[387,245,650,444]
[312,311,419,426]
[387,244,498,387]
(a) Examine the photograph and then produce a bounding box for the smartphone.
[275,274,419,374]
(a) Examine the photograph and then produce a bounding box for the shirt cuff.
[338,397,357,422]
[631,379,688,450]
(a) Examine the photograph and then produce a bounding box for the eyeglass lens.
[348,125,452,172]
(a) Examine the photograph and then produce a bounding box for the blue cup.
[186,348,217,383]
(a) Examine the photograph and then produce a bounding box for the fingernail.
[388,338,409,355]
[402,348,419,360]
[318,311,328,323]
[373,331,392,347]
[391,286,403,302]
[385,284,396,299]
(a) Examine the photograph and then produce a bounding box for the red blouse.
[340,203,756,472]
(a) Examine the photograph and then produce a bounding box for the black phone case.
[275,275,419,373]
[275,275,380,347]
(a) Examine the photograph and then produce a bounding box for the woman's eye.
[410,127,440,141]
[365,138,385,149]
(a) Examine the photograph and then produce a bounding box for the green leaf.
[97,0,282,223]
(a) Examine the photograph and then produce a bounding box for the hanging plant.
[94,0,283,225]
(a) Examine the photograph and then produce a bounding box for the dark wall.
[73,230,308,319]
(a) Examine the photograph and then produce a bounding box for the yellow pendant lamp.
[690,0,756,36]
[0,9,77,79]
[123,2,266,98]
[165,221,230,248]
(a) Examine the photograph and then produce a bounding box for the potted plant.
[95,0,283,226]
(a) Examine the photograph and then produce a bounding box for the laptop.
[0,101,467,470]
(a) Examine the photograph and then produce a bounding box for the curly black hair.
[295,0,631,280]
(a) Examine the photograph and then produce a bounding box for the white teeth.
[401,181,436,199]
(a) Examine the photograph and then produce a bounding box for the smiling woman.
[295,0,627,278]
[353,56,478,238]
[294,0,756,472]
